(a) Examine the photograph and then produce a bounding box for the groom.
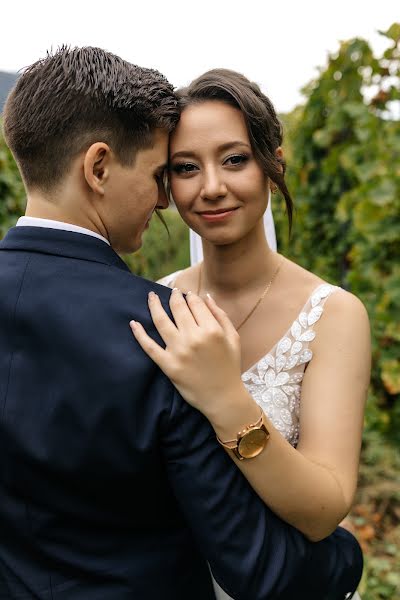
[0,46,361,599]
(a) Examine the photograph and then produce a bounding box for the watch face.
[238,428,268,459]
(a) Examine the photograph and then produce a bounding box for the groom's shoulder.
[102,268,175,332]
[110,267,173,303]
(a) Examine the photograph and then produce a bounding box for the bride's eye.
[171,162,198,175]
[224,154,249,166]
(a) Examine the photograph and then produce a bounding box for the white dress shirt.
[16,216,110,246]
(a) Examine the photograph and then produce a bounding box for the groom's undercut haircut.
[3,46,179,192]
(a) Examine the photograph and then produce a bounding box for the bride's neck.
[200,223,276,295]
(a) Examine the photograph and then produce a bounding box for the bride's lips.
[198,207,239,222]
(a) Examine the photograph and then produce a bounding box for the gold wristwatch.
[216,409,270,461]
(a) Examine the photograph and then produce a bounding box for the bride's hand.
[130,288,247,419]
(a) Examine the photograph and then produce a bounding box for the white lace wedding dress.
[158,273,361,600]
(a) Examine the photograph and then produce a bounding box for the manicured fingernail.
[148,291,157,301]
[206,293,213,301]
[172,287,180,293]
[130,320,138,330]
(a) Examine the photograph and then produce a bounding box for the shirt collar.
[17,216,110,246]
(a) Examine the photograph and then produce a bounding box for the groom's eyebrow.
[170,141,250,161]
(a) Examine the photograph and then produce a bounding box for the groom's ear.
[83,142,112,196]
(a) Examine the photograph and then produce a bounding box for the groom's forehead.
[151,129,169,160]
[135,128,169,168]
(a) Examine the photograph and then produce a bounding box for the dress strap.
[241,282,340,447]
[297,283,340,330]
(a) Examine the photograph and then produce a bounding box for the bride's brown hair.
[176,69,293,233]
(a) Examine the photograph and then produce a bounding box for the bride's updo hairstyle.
[176,69,293,232]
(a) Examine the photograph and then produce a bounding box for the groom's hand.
[130,289,256,426]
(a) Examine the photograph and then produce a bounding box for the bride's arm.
[214,289,370,542]
[131,288,370,542]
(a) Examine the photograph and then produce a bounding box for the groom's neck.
[25,189,108,241]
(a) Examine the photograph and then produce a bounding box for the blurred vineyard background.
[1,24,399,599]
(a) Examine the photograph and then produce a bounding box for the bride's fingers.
[204,294,238,337]
[147,292,178,343]
[185,292,220,328]
[169,288,198,329]
[129,320,169,372]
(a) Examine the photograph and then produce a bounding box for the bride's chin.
[187,218,249,246]
[197,230,243,247]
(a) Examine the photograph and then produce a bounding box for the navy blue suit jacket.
[0,226,362,599]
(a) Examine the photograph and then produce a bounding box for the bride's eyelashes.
[170,154,250,176]
[170,162,199,175]
[223,153,249,167]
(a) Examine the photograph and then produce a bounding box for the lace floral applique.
[241,284,337,447]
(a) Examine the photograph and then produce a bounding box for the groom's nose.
[156,178,169,209]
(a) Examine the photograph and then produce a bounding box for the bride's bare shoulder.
[174,265,200,293]
[279,256,325,294]
[282,256,369,329]
[157,265,199,291]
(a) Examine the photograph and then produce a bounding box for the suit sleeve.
[162,388,363,600]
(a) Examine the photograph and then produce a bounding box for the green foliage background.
[0,130,25,236]
[123,210,189,281]
[1,25,399,598]
[274,24,400,448]
[271,27,400,597]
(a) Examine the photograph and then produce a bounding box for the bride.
[131,69,369,600]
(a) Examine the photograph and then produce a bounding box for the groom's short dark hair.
[3,46,179,192]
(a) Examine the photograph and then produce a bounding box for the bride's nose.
[200,167,227,200]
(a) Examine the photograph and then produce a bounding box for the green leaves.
[379,23,400,44]
[0,130,26,236]
[381,359,400,395]
[277,23,400,440]
[122,209,189,281]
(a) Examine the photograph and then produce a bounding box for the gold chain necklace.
[197,257,284,332]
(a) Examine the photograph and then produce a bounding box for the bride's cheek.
[170,180,185,202]
[173,186,196,212]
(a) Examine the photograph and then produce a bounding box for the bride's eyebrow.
[217,141,251,152]
[170,141,251,161]
[170,150,197,161]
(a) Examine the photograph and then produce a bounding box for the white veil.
[189,193,277,265]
